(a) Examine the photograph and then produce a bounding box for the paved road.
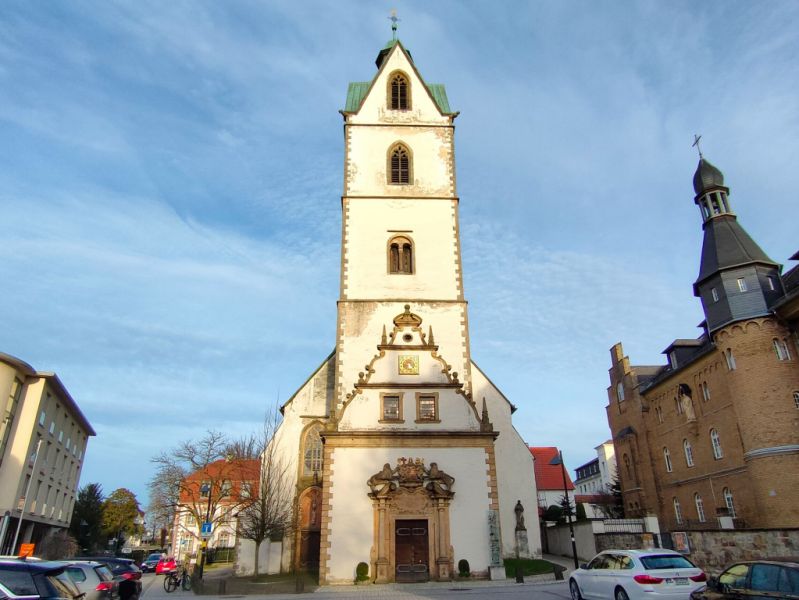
[141,572,572,600]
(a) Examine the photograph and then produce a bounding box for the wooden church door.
[297,487,321,573]
[394,519,429,582]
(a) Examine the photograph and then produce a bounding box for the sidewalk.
[543,552,578,579]
[141,559,571,600]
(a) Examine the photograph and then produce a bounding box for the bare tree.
[236,406,294,577]
[150,430,259,575]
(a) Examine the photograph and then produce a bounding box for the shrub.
[458,559,470,577]
[355,562,369,582]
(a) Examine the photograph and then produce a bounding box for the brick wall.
[675,528,799,574]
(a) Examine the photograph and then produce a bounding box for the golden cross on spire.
[692,134,704,159]
[389,9,400,41]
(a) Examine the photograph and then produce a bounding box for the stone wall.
[676,528,799,574]
[595,532,654,553]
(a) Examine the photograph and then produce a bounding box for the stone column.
[375,499,390,583]
[435,499,452,580]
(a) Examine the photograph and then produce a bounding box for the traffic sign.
[201,521,212,537]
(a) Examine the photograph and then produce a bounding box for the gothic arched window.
[302,424,323,477]
[663,447,672,472]
[723,487,736,518]
[683,439,694,467]
[710,428,723,459]
[388,144,411,185]
[694,492,706,522]
[388,235,414,274]
[673,497,683,524]
[388,72,410,110]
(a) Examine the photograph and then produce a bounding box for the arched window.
[724,348,736,371]
[388,144,411,184]
[673,498,683,524]
[663,447,672,472]
[388,72,410,110]
[388,236,413,274]
[655,404,663,423]
[683,439,694,467]
[774,338,792,361]
[694,493,706,522]
[302,424,323,477]
[723,488,736,518]
[710,428,723,459]
[616,382,625,402]
[701,381,711,402]
[674,396,683,415]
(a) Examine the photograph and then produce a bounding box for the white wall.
[236,538,282,576]
[325,446,491,584]
[472,364,541,558]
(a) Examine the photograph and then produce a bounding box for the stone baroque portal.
[368,458,454,582]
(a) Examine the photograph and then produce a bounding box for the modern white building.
[0,352,94,555]
[247,37,541,584]
[573,441,618,518]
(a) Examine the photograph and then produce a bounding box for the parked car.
[0,558,83,600]
[60,562,118,600]
[138,555,162,574]
[70,559,139,600]
[154,558,176,576]
[690,558,799,600]
[569,549,707,600]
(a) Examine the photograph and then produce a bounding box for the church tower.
[692,156,783,333]
[262,34,539,585]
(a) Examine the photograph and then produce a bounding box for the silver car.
[61,563,118,600]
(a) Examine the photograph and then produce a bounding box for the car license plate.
[670,578,689,585]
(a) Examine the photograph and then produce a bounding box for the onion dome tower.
[692,156,783,333]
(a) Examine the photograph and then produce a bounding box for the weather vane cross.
[389,9,400,41]
[692,134,704,159]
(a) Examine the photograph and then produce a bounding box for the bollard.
[515,566,524,583]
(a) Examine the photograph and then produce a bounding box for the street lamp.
[197,482,213,579]
[550,450,579,569]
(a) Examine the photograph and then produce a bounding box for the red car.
[155,558,177,575]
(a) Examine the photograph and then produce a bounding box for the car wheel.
[615,586,630,600]
[569,579,583,600]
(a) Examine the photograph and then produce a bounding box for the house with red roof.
[529,447,575,516]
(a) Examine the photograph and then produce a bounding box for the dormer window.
[711,287,719,302]
[388,144,411,185]
[737,277,748,292]
[389,72,410,110]
[388,235,413,274]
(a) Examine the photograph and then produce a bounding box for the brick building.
[606,156,799,531]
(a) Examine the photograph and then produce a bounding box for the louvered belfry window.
[389,236,413,274]
[390,73,409,110]
[390,145,410,184]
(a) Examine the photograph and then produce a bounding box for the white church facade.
[250,38,541,585]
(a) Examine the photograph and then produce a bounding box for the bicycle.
[163,567,191,593]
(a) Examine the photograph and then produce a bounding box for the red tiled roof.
[529,447,575,491]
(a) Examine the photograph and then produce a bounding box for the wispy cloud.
[1,0,797,494]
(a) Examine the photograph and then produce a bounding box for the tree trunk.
[253,540,261,577]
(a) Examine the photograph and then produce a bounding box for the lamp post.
[550,450,578,569]
[196,482,213,579]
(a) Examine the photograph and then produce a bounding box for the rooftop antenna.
[692,134,704,159]
[389,9,400,41]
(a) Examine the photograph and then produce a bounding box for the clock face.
[398,355,419,375]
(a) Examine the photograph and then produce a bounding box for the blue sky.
[2,1,798,507]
